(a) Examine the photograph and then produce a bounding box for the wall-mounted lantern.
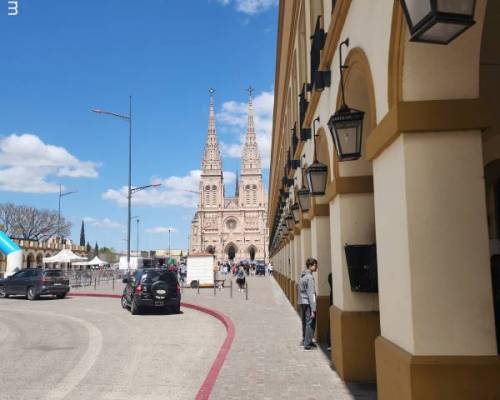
[291,202,301,224]
[306,116,328,196]
[297,156,311,212]
[327,38,365,161]
[400,0,476,44]
[285,212,294,230]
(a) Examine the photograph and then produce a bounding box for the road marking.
[0,307,103,400]
[70,293,235,400]
[43,312,103,400]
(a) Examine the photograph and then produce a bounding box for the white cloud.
[0,134,100,193]
[145,226,177,234]
[103,169,236,208]
[83,217,123,230]
[217,90,273,168]
[216,0,277,14]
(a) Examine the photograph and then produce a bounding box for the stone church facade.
[189,91,268,263]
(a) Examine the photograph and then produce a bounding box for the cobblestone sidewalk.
[182,275,377,400]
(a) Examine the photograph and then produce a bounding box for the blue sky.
[0,0,277,252]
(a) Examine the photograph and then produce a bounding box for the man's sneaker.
[309,342,317,348]
[303,346,315,350]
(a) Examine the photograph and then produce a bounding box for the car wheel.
[56,293,67,299]
[121,295,129,309]
[130,299,141,315]
[0,286,7,298]
[27,286,38,301]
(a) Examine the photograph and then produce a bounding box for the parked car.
[256,262,266,276]
[121,268,181,315]
[0,269,70,300]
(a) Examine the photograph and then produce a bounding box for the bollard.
[112,276,115,290]
[230,279,233,298]
[214,281,216,296]
[245,281,248,300]
[197,282,200,295]
[94,277,97,290]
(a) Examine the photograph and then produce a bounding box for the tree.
[0,202,71,241]
[86,242,91,255]
[80,220,86,246]
[99,246,118,263]
[94,242,99,257]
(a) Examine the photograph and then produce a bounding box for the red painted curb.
[69,292,235,400]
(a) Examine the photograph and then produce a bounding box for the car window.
[43,271,63,277]
[14,270,30,278]
[141,270,177,284]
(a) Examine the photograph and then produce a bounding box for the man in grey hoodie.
[298,257,318,350]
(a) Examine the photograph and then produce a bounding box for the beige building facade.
[189,92,268,263]
[269,1,500,399]
[0,237,86,277]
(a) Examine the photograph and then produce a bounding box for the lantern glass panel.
[417,21,471,43]
[328,107,364,161]
[404,0,431,28]
[298,188,311,212]
[306,162,328,196]
[291,203,300,223]
[436,0,475,15]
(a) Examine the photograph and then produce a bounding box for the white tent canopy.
[43,249,87,264]
[89,256,109,266]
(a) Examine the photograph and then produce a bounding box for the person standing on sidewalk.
[298,258,318,350]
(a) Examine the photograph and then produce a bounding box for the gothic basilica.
[189,90,268,263]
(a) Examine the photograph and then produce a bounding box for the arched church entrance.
[248,245,256,261]
[225,243,237,261]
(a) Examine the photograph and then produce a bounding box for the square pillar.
[311,216,332,343]
[329,193,380,382]
[373,132,499,399]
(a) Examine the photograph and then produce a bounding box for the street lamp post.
[92,97,132,268]
[57,184,76,242]
[167,228,174,257]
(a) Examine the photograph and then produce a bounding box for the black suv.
[0,269,70,300]
[121,268,181,315]
[256,262,266,276]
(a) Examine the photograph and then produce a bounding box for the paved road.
[0,296,224,400]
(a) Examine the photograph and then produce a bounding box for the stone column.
[311,215,332,343]
[373,132,499,400]
[329,192,380,382]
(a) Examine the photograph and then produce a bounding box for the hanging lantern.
[306,162,328,196]
[291,202,301,223]
[400,0,476,44]
[297,187,311,212]
[307,116,328,196]
[285,213,294,230]
[328,38,365,161]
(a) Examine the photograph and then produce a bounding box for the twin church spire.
[201,87,262,176]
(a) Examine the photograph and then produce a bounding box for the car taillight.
[176,283,180,295]
[135,285,142,294]
[42,276,50,283]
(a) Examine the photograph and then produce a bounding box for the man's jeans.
[301,304,316,346]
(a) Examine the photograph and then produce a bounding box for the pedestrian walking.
[298,257,318,350]
[236,265,246,292]
[268,262,273,276]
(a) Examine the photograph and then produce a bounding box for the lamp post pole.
[57,184,76,243]
[92,97,133,268]
[127,96,132,271]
